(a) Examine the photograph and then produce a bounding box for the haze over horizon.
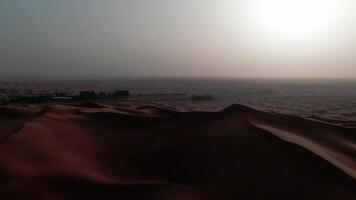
[1,0,356,78]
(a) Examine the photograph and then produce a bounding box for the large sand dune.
[0,103,355,199]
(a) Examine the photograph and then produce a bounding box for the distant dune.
[0,103,355,199]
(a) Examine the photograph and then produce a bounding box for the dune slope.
[0,103,355,200]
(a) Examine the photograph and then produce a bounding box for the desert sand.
[0,102,355,199]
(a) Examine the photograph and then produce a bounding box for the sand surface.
[0,102,355,199]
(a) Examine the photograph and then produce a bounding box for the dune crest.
[0,104,355,199]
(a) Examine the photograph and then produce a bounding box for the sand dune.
[0,103,355,199]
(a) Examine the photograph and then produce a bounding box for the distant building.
[54,92,69,97]
[113,90,130,98]
[0,99,9,105]
[79,91,95,99]
[98,92,106,98]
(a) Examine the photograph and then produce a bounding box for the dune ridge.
[0,103,355,199]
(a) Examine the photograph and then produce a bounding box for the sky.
[1,0,356,78]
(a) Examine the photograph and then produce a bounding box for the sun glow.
[240,0,351,48]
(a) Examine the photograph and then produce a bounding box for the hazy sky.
[1,0,356,78]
